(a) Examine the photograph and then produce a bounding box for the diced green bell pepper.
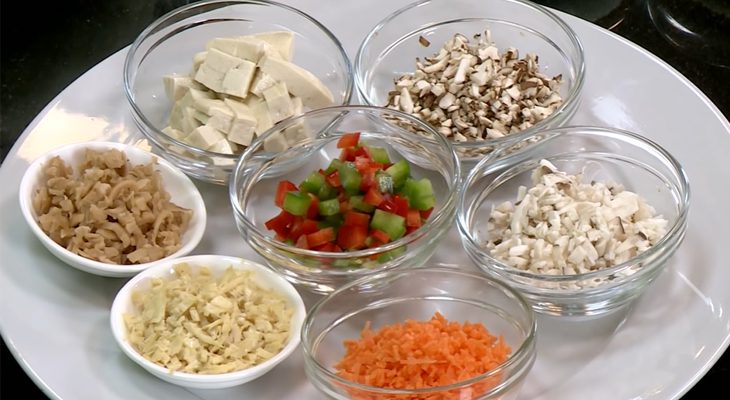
[282,192,311,216]
[318,182,338,200]
[377,245,407,262]
[317,198,340,216]
[370,209,406,241]
[349,195,375,213]
[319,214,343,229]
[367,146,391,164]
[300,171,325,194]
[338,162,362,195]
[325,158,343,174]
[400,178,436,211]
[385,159,410,189]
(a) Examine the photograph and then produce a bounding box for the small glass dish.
[457,126,691,317]
[301,265,537,399]
[355,0,585,170]
[124,0,354,185]
[229,105,461,294]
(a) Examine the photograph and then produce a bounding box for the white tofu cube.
[161,126,185,140]
[250,70,278,97]
[184,125,226,149]
[163,74,203,101]
[291,96,303,115]
[283,120,312,146]
[258,54,334,108]
[208,138,238,154]
[263,133,289,152]
[192,51,207,72]
[245,96,274,135]
[262,81,295,123]
[224,98,257,146]
[252,31,294,61]
[194,63,225,92]
[207,37,272,63]
[220,60,256,98]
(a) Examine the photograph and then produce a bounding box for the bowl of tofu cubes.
[123,0,354,185]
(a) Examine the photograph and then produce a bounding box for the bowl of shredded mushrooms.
[18,141,207,277]
[110,254,306,389]
[457,126,690,317]
[355,0,585,168]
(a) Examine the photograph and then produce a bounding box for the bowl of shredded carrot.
[301,266,536,400]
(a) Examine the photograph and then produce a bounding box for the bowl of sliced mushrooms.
[457,126,690,317]
[355,0,585,168]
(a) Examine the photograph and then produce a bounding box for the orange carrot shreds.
[334,312,512,400]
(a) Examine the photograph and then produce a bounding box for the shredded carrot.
[334,312,512,400]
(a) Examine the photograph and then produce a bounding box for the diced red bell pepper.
[359,168,376,192]
[307,194,320,219]
[354,156,371,172]
[344,210,371,227]
[307,227,335,248]
[264,210,296,237]
[406,209,422,228]
[275,180,298,208]
[363,186,384,206]
[337,132,361,148]
[326,170,341,188]
[393,195,410,218]
[339,145,369,162]
[339,200,350,213]
[337,224,368,250]
[420,207,434,219]
[289,218,319,240]
[371,229,390,244]
[295,234,309,249]
[378,197,397,214]
[313,242,338,252]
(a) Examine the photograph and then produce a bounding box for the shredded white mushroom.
[485,160,668,287]
[123,263,292,374]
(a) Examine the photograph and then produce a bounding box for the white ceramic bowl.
[110,254,306,389]
[18,141,207,278]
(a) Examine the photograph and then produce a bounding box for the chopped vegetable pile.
[335,312,511,399]
[264,132,435,253]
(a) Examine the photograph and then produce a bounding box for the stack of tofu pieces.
[161,31,334,155]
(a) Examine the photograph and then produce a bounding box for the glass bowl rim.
[300,265,538,395]
[456,125,691,283]
[123,0,354,160]
[353,0,586,153]
[228,105,461,270]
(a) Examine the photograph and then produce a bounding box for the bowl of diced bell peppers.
[229,105,461,294]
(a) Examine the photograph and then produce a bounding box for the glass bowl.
[355,0,585,170]
[124,0,354,185]
[457,126,691,317]
[301,266,537,399]
[229,105,461,294]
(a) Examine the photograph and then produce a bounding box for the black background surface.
[1,0,728,398]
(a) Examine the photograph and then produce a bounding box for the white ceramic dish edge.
[18,141,207,278]
[109,254,307,389]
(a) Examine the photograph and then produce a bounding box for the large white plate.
[1,1,728,399]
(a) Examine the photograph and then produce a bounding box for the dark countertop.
[1,0,728,398]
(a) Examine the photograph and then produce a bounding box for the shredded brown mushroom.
[32,148,192,265]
